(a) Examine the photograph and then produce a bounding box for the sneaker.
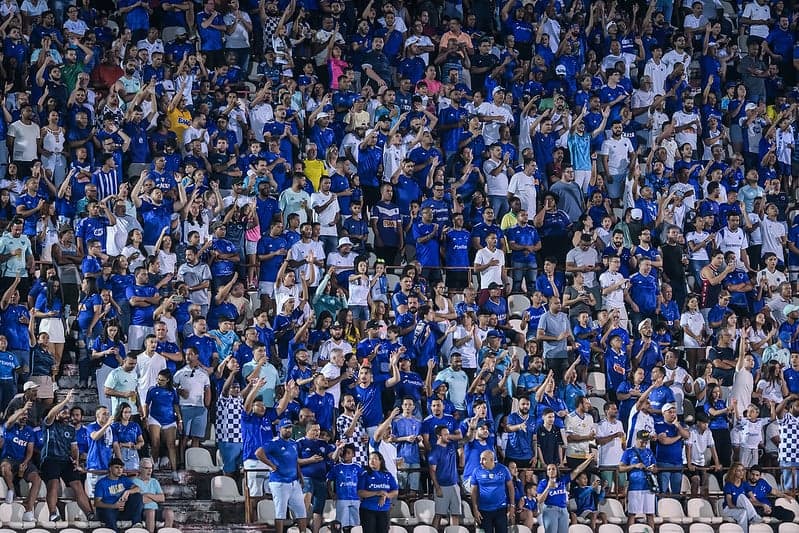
[48,512,60,522]
[5,489,13,504]
[86,512,96,522]
[22,511,34,521]
[133,522,145,528]
[172,470,180,482]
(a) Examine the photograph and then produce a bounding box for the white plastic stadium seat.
[569,525,593,533]
[749,525,776,533]
[658,498,691,524]
[718,524,745,533]
[390,499,417,526]
[460,502,475,526]
[322,500,336,522]
[92,529,117,533]
[598,525,624,533]
[210,475,244,502]
[0,502,31,529]
[587,372,606,396]
[629,525,653,533]
[286,527,310,533]
[780,524,799,533]
[35,501,68,528]
[413,527,438,533]
[59,529,85,533]
[777,497,799,522]
[687,498,723,524]
[660,525,686,533]
[508,294,531,318]
[511,526,533,533]
[598,498,626,525]
[125,528,149,533]
[157,529,183,533]
[257,499,276,525]
[443,527,468,533]
[350,527,363,533]
[413,499,436,524]
[388,527,408,533]
[185,448,222,473]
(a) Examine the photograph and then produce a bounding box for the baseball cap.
[278,419,293,429]
[432,380,448,390]
[486,330,502,339]
[366,320,380,330]
[23,381,38,392]
[630,208,643,220]
[784,304,799,317]
[636,430,652,440]
[662,403,676,412]
[555,64,567,75]
[745,103,757,112]
[316,112,330,120]
[637,318,652,332]
[331,321,343,329]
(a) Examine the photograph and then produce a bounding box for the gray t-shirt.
[538,311,570,359]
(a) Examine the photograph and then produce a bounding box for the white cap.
[630,208,643,220]
[338,237,353,248]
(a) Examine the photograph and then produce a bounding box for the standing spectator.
[655,402,690,494]
[470,450,514,533]
[174,347,211,461]
[256,419,307,533]
[536,296,572,378]
[536,454,596,533]
[357,451,399,533]
[428,425,462,530]
[619,430,657,531]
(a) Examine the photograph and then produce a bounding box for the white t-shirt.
[760,217,786,262]
[664,365,692,415]
[715,226,748,254]
[687,427,715,466]
[673,110,700,150]
[599,270,625,310]
[8,120,40,161]
[595,419,625,466]
[737,417,769,449]
[474,247,505,288]
[173,365,210,407]
[508,171,537,213]
[686,230,710,260]
[742,1,771,37]
[483,159,509,197]
[680,311,706,348]
[600,137,634,175]
[310,191,340,237]
[644,59,670,96]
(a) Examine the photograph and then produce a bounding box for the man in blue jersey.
[411,206,442,283]
[470,450,514,533]
[442,213,471,290]
[370,183,404,264]
[256,418,307,533]
[421,397,462,452]
[355,352,400,438]
[1,402,40,521]
[85,405,118,499]
[209,222,240,290]
[297,421,333,533]
[506,209,542,294]
[429,425,462,529]
[654,402,689,495]
[94,458,144,531]
[505,396,536,468]
[619,430,657,531]
[125,267,160,351]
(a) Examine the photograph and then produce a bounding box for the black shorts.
[41,459,81,484]
[446,269,469,290]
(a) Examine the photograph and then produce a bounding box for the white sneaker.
[21,511,34,522]
[5,489,13,504]
[171,471,180,482]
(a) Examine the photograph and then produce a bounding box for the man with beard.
[1,402,41,521]
[355,352,400,438]
[336,394,369,467]
[41,390,94,522]
[434,353,469,418]
[256,418,307,533]
[504,396,536,467]
[421,397,462,453]
[318,322,353,366]
[599,120,635,206]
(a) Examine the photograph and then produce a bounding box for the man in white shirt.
[507,158,538,213]
[136,335,168,401]
[662,35,691,80]
[565,396,596,469]
[596,402,626,486]
[483,144,511,220]
[683,1,709,48]
[715,213,751,271]
[600,256,629,327]
[686,412,721,495]
[473,233,506,292]
[644,47,670,96]
[174,347,211,455]
[663,350,693,417]
[742,0,771,38]
[599,120,635,203]
[476,87,513,145]
[673,97,702,154]
[310,175,340,255]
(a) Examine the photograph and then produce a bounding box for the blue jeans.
[540,505,569,533]
[511,261,537,293]
[657,462,683,495]
[488,195,509,221]
[218,441,242,474]
[97,492,143,532]
[781,460,799,491]
[689,259,708,292]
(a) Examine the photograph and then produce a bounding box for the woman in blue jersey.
[76,277,103,387]
[91,320,126,408]
[536,452,596,533]
[704,383,734,467]
[112,402,143,473]
[357,451,398,533]
[722,462,762,532]
[143,369,182,481]
[33,278,65,378]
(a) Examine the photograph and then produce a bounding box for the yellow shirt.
[168,107,193,143]
[500,212,518,253]
[304,159,327,191]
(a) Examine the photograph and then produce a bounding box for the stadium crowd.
[0,0,798,532]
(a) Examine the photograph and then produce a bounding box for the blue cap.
[278,419,293,429]
[432,380,448,391]
[486,330,502,339]
[298,75,313,85]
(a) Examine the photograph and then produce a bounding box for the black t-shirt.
[536,423,564,465]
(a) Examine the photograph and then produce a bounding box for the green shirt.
[60,61,85,94]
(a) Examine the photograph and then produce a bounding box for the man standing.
[256,419,307,533]
[595,402,625,487]
[505,396,536,468]
[655,403,690,495]
[565,396,596,470]
[428,425,462,530]
[370,183,403,264]
[94,458,143,530]
[126,267,160,351]
[0,218,34,295]
[536,296,572,378]
[619,430,657,531]
[777,397,799,490]
[103,354,139,414]
[177,246,212,316]
[470,450,514,533]
[174,348,211,460]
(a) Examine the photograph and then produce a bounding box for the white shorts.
[244,458,270,497]
[336,499,360,527]
[85,471,104,499]
[627,489,656,515]
[147,416,176,430]
[574,169,592,192]
[245,240,258,255]
[269,480,306,520]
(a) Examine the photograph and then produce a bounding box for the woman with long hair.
[704,383,734,467]
[39,109,67,185]
[336,307,361,345]
[76,276,103,388]
[692,360,720,405]
[92,319,126,408]
[112,401,143,474]
[357,451,399,533]
[143,369,182,481]
[347,256,371,334]
[180,191,211,245]
[756,360,784,405]
[721,462,761,532]
[33,278,65,376]
[122,229,148,271]
[36,201,59,262]
[537,454,596,533]
[748,311,776,359]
